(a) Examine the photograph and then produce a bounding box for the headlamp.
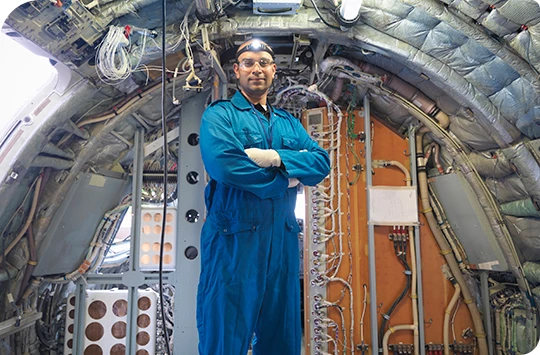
[235,40,275,60]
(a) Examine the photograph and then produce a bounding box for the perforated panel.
[64,289,157,355]
[139,207,177,270]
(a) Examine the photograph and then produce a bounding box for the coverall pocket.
[282,135,299,150]
[285,217,301,234]
[216,220,262,283]
[237,130,264,148]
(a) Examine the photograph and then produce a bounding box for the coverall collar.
[231,91,288,120]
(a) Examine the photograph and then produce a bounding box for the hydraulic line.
[416,131,488,355]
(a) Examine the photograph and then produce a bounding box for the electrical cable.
[309,0,341,30]
[159,0,172,353]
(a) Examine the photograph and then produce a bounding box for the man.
[197,39,330,355]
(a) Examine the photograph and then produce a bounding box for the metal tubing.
[481,271,494,355]
[409,126,426,355]
[127,128,145,354]
[364,95,378,354]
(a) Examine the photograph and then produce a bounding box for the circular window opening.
[185,209,199,223]
[185,246,199,260]
[188,133,199,146]
[186,171,199,184]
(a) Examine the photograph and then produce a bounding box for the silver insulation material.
[505,216,540,261]
[523,261,540,285]
[449,114,500,150]
[468,151,514,178]
[502,143,540,202]
[485,175,530,204]
[500,198,540,218]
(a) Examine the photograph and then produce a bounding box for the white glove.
[288,178,300,188]
[245,148,281,168]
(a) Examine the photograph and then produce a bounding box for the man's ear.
[233,63,240,79]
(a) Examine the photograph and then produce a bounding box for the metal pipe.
[364,95,379,355]
[409,125,426,355]
[481,272,494,355]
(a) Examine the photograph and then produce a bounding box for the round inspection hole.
[84,344,102,355]
[67,339,73,349]
[111,321,127,339]
[138,296,151,311]
[69,310,75,319]
[165,225,173,235]
[185,246,198,260]
[142,225,151,235]
[85,322,104,341]
[164,242,173,252]
[137,314,151,328]
[141,242,151,252]
[112,299,128,317]
[69,296,76,306]
[136,350,149,355]
[153,213,162,223]
[185,209,199,223]
[186,171,199,184]
[110,343,126,355]
[166,213,174,222]
[187,133,199,146]
[136,331,150,346]
[88,300,107,320]
[68,324,74,334]
[141,254,150,265]
[152,254,160,264]
[153,225,162,234]
[163,254,173,264]
[152,242,161,252]
[143,213,152,222]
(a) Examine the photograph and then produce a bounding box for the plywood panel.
[305,109,475,355]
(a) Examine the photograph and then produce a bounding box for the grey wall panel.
[430,172,509,271]
[172,92,206,353]
[33,173,129,276]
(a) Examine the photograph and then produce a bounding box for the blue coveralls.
[197,91,330,355]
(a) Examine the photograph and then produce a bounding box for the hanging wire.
[159,0,172,352]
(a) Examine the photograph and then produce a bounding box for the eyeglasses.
[238,58,275,70]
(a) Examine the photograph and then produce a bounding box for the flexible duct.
[17,223,37,304]
[468,151,515,178]
[444,281,461,355]
[416,131,488,355]
[31,156,74,170]
[0,175,42,265]
[357,61,449,129]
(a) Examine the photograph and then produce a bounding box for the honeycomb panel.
[139,207,177,271]
[64,289,158,355]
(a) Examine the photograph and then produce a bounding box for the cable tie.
[463,298,474,304]
[382,313,390,320]
[475,333,486,338]
[27,260,37,266]
[409,295,418,299]
[440,249,453,255]
[422,208,433,214]
[389,326,395,333]
[445,310,452,315]
[403,270,412,275]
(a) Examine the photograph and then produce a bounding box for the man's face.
[233,49,277,97]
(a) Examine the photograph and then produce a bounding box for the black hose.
[378,235,412,350]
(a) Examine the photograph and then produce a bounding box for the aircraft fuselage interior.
[1,0,540,354]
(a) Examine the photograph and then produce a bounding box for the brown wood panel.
[305,109,475,354]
